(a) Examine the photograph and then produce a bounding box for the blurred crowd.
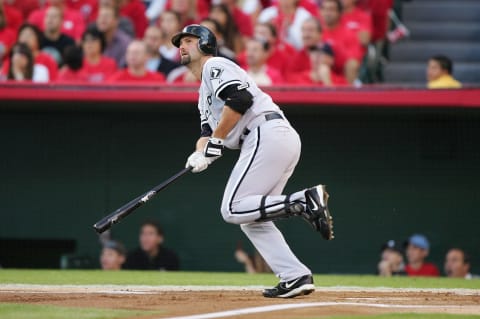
[378,234,477,279]
[0,0,426,87]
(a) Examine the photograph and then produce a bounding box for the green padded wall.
[1,101,479,274]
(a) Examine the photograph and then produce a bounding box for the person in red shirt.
[57,44,87,82]
[5,0,39,20]
[28,0,86,42]
[341,0,372,52]
[2,23,59,80]
[0,4,16,62]
[119,0,148,38]
[290,43,347,86]
[108,40,165,82]
[66,0,98,24]
[320,0,363,84]
[286,17,345,82]
[81,26,117,83]
[219,0,253,38]
[244,37,283,86]
[1,0,22,32]
[249,22,296,78]
[404,234,440,277]
[209,4,244,55]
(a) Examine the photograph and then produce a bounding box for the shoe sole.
[319,185,334,240]
[277,284,315,298]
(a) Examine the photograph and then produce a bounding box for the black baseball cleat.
[303,185,334,240]
[262,275,315,298]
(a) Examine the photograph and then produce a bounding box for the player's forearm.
[195,136,210,152]
[211,105,242,139]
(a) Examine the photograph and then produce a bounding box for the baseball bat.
[93,166,192,234]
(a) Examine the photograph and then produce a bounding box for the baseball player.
[172,25,334,298]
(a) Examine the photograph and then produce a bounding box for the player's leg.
[220,120,302,225]
[220,120,333,241]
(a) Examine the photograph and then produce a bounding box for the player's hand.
[186,151,212,173]
[203,137,224,159]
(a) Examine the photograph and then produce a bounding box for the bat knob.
[93,221,111,234]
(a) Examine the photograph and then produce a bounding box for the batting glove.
[203,137,224,159]
[186,151,212,173]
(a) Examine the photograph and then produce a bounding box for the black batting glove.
[203,137,224,159]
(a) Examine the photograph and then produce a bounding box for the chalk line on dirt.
[159,302,480,319]
[1,284,479,296]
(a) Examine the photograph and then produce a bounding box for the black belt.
[240,112,283,145]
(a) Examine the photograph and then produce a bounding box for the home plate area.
[1,285,479,318]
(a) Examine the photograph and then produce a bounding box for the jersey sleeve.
[204,59,244,99]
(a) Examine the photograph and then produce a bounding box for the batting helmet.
[171,24,217,56]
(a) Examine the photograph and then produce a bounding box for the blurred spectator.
[57,44,86,81]
[28,0,86,42]
[286,17,347,85]
[124,220,180,270]
[258,0,313,50]
[218,0,253,38]
[235,243,272,273]
[244,37,283,86]
[42,6,75,66]
[0,3,16,63]
[377,239,406,276]
[96,0,135,38]
[158,10,181,62]
[248,22,295,77]
[108,39,165,82]
[3,42,35,81]
[96,4,132,68]
[144,25,180,77]
[0,0,22,32]
[169,0,198,28]
[426,55,462,89]
[291,43,346,86]
[1,23,58,81]
[145,0,167,24]
[444,248,477,279]
[321,0,363,84]
[118,0,148,38]
[404,234,440,277]
[341,0,372,50]
[200,18,236,61]
[66,0,98,24]
[81,26,117,83]
[5,0,39,21]
[100,240,126,270]
[209,4,244,55]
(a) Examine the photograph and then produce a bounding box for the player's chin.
[180,55,191,65]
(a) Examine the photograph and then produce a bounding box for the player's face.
[179,36,201,65]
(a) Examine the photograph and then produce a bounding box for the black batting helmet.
[171,24,217,56]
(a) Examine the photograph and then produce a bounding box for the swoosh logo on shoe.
[310,198,319,212]
[285,278,302,289]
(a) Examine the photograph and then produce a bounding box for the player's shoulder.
[203,57,240,79]
[204,56,237,69]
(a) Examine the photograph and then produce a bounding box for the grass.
[319,315,480,319]
[0,270,479,289]
[0,303,160,319]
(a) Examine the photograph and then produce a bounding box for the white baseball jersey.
[198,57,281,149]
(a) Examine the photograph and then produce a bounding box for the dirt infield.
[1,285,480,318]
